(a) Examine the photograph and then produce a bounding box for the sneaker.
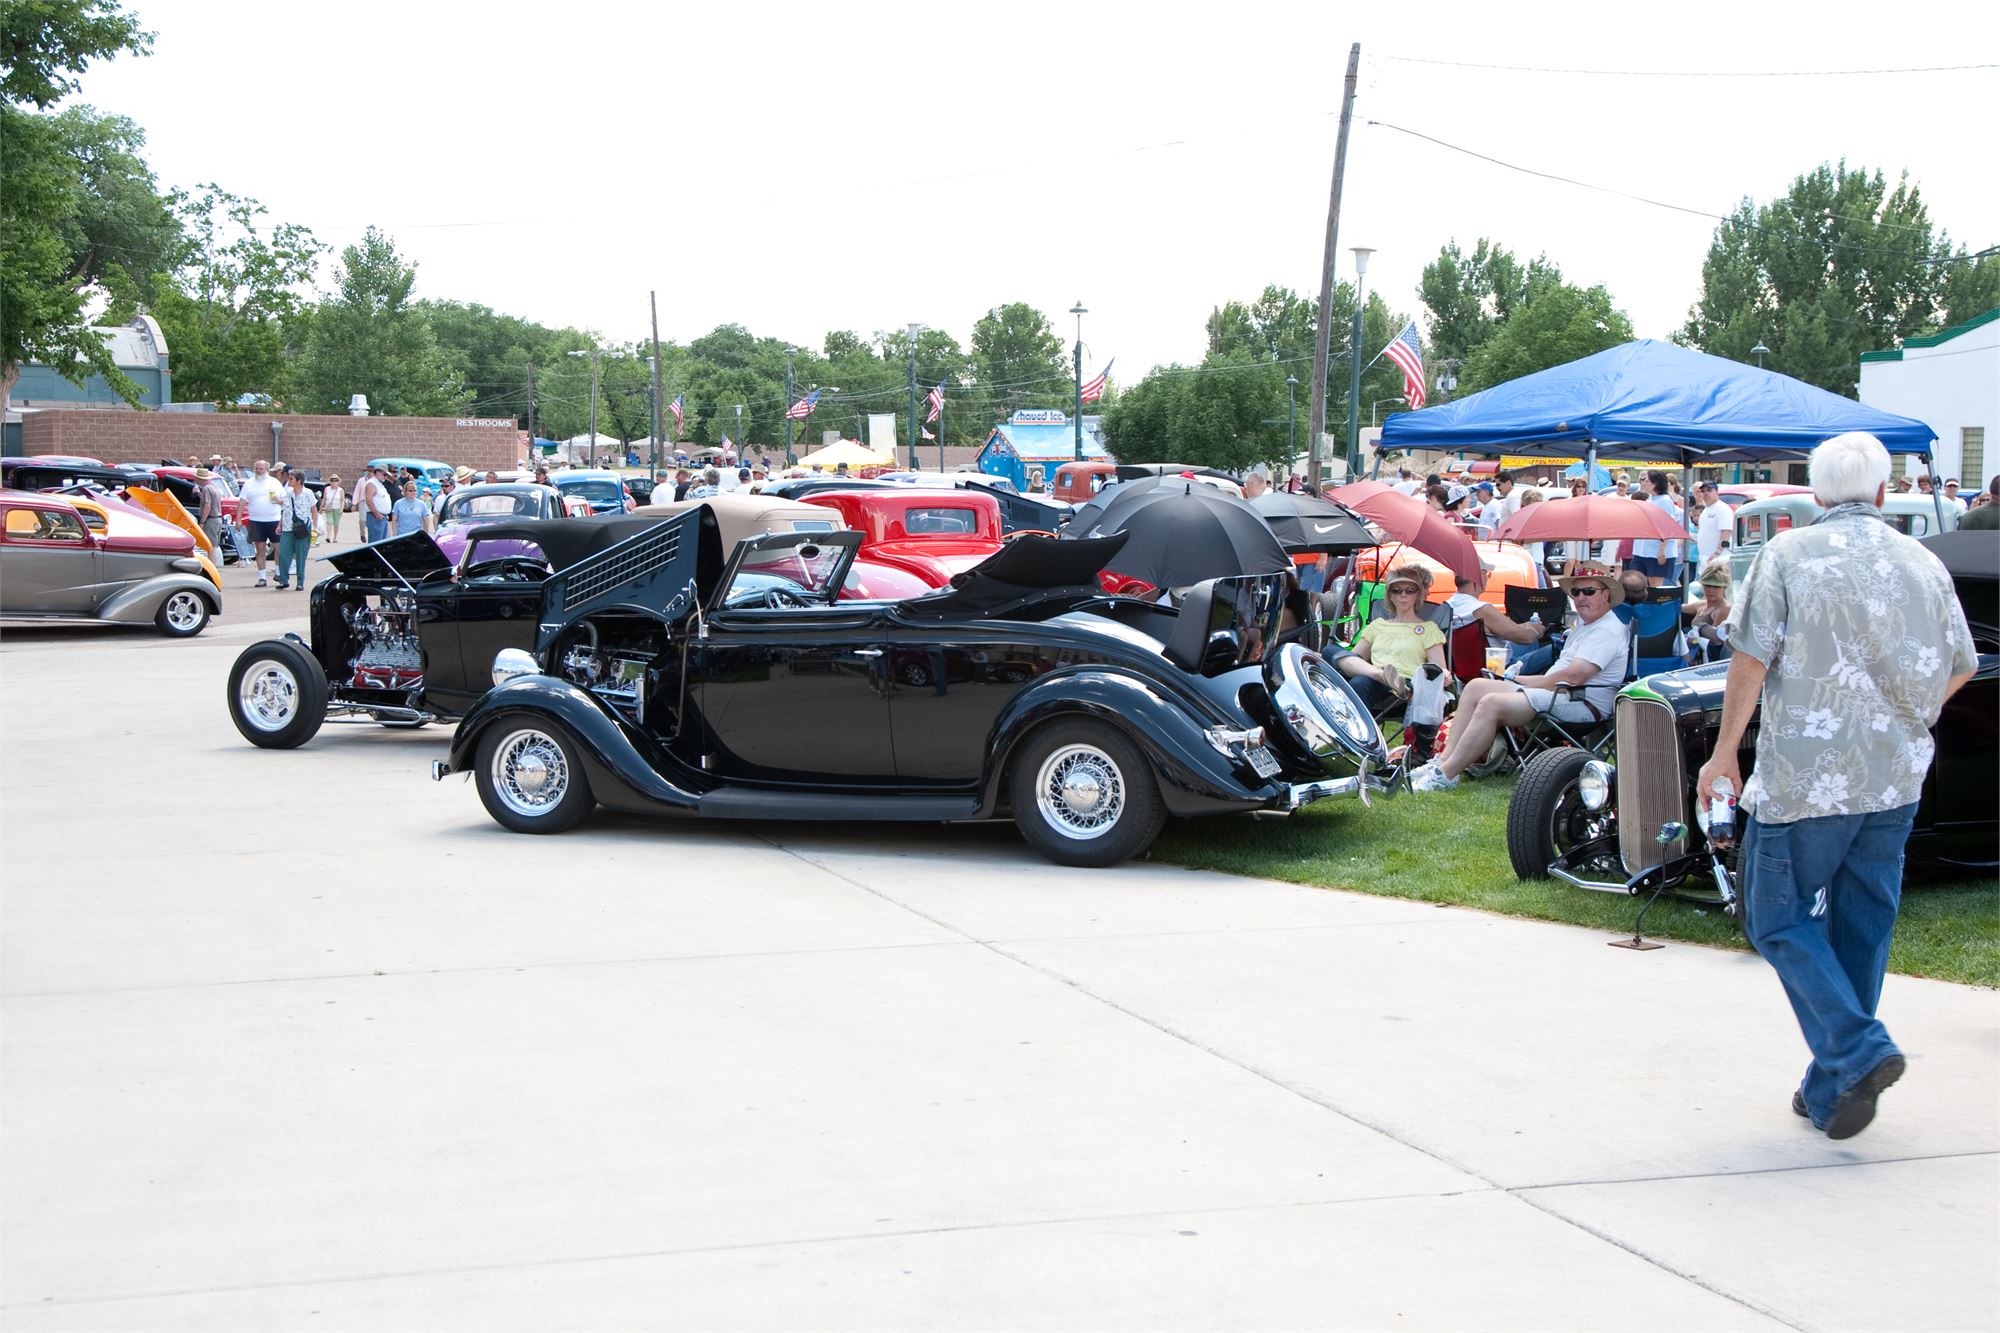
[1824,1053,1905,1140]
[273,583,288,590]
[1411,765,1459,793]
[254,574,267,587]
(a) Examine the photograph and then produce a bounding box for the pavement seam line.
[762,835,1813,1331]
[1509,1147,2000,1193]
[0,1186,1533,1313]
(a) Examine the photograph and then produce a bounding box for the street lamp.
[567,347,601,466]
[1285,374,1298,462]
[784,346,797,465]
[1069,300,1088,461]
[1345,247,1374,478]
[733,403,743,452]
[1751,341,1770,369]
[1371,395,1405,428]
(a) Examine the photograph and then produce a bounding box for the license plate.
[1245,745,1282,779]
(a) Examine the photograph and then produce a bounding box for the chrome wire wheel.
[162,591,205,633]
[490,728,571,818]
[238,658,300,732]
[1035,743,1126,840]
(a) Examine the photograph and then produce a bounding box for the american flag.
[1079,358,1114,404]
[668,393,684,434]
[785,388,821,421]
[1380,323,1427,409]
[925,382,945,423]
[920,427,935,441]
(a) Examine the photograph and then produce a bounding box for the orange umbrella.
[1325,480,1482,584]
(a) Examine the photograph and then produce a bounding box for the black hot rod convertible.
[428,507,1396,866]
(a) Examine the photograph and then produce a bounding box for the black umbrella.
[1066,472,1223,538]
[1081,481,1293,589]
[1247,490,1374,553]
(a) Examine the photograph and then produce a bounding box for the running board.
[696,789,982,822]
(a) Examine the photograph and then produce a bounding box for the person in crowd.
[1332,565,1446,709]
[1697,432,1975,1139]
[1411,561,1629,792]
[356,466,394,542]
[191,466,227,559]
[319,473,345,544]
[1493,469,1521,518]
[482,470,500,484]
[1941,478,1967,512]
[1470,481,1501,536]
[1390,467,1421,496]
[1242,469,1269,500]
[1891,475,1914,493]
[1682,561,1733,662]
[1423,483,1450,514]
[1507,487,1547,564]
[649,474,676,506]
[686,467,722,501]
[736,467,753,491]
[1443,485,1479,532]
[1445,566,1551,669]
[431,472,459,516]
[1959,476,2000,529]
[391,480,432,536]
[670,468,695,501]
[273,469,317,590]
[237,459,286,586]
[1692,478,1733,568]
[1914,472,1935,496]
[213,455,241,493]
[533,465,552,487]
[1625,470,1682,585]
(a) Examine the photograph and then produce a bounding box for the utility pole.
[649,291,663,481]
[784,347,797,466]
[525,364,537,450]
[1308,42,1361,494]
[1286,374,1298,462]
[906,324,921,469]
[1069,300,1087,461]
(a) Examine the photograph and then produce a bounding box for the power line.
[1381,56,2000,78]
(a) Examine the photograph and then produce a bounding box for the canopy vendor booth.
[976,410,1110,494]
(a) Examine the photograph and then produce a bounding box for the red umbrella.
[1325,480,1482,584]
[1495,495,1685,543]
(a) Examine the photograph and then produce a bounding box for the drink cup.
[1485,646,1509,675]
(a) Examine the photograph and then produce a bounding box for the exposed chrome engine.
[342,595,422,689]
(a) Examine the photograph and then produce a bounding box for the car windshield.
[559,478,623,502]
[721,538,849,605]
[444,492,542,522]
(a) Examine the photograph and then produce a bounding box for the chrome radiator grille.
[1616,694,1688,874]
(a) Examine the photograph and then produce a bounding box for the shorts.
[1625,554,1670,579]
[1506,682,1602,722]
[245,519,280,543]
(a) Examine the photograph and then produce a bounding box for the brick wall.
[20,413,523,480]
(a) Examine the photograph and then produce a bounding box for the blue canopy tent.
[1379,338,1944,528]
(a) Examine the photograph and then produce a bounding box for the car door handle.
[849,649,882,658]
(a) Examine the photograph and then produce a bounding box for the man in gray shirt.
[1698,432,1975,1140]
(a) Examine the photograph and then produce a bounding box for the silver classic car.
[0,489,221,636]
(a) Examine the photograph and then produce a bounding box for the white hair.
[1810,432,1892,505]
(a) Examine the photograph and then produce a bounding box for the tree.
[131,185,324,404]
[969,303,1069,421]
[1679,162,1994,394]
[1462,282,1633,393]
[1,0,170,405]
[288,228,469,416]
[1102,352,1286,474]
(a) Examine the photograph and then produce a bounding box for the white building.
[1858,307,1997,488]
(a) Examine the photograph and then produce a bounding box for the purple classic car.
[432,484,575,565]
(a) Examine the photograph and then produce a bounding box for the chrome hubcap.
[1036,744,1125,840]
[239,661,297,731]
[493,728,569,817]
[165,592,203,631]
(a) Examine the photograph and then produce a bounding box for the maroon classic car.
[800,488,1006,589]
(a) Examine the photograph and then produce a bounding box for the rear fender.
[97,572,219,623]
[446,674,703,816]
[983,669,1270,818]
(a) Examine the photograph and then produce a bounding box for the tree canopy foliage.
[289,228,469,417]
[1678,162,2000,395]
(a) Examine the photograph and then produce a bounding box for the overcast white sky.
[67,0,1999,382]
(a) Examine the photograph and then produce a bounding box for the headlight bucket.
[1578,759,1614,811]
[492,648,539,688]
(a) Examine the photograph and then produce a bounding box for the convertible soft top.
[1924,529,1998,631]
[471,513,682,572]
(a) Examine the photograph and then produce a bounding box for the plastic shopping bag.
[1405,663,1450,728]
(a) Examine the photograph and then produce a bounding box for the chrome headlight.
[1578,759,1614,811]
[1269,643,1382,769]
[491,648,539,688]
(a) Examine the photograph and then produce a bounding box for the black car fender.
[982,668,1274,818]
[446,674,704,816]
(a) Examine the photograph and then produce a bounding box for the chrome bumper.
[1279,758,1399,811]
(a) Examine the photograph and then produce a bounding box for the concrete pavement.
[1,609,1994,1330]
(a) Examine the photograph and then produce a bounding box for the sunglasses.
[1571,585,1607,599]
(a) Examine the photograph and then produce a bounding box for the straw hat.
[1554,560,1625,608]
[194,467,214,480]
[1383,564,1431,595]
[454,465,475,483]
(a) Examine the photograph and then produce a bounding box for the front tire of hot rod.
[1009,718,1167,868]
[474,720,595,834]
[1506,746,1596,881]
[228,639,327,749]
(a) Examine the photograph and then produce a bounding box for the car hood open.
[322,531,452,581]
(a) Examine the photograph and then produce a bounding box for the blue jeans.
[1742,806,1916,1126]
[363,513,389,543]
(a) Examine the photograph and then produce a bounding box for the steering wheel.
[466,556,547,583]
[761,585,811,609]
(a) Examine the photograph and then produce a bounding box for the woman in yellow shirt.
[1336,565,1448,706]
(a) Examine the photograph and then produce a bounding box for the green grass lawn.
[1150,774,2000,986]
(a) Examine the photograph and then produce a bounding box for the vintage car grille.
[563,524,681,610]
[1616,693,1689,875]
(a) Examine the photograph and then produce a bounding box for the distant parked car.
[551,469,637,515]
[366,457,456,500]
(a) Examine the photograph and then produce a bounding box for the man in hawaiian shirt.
[1697,432,1976,1140]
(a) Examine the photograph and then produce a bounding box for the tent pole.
[1925,451,1945,529]
[1680,459,1694,582]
